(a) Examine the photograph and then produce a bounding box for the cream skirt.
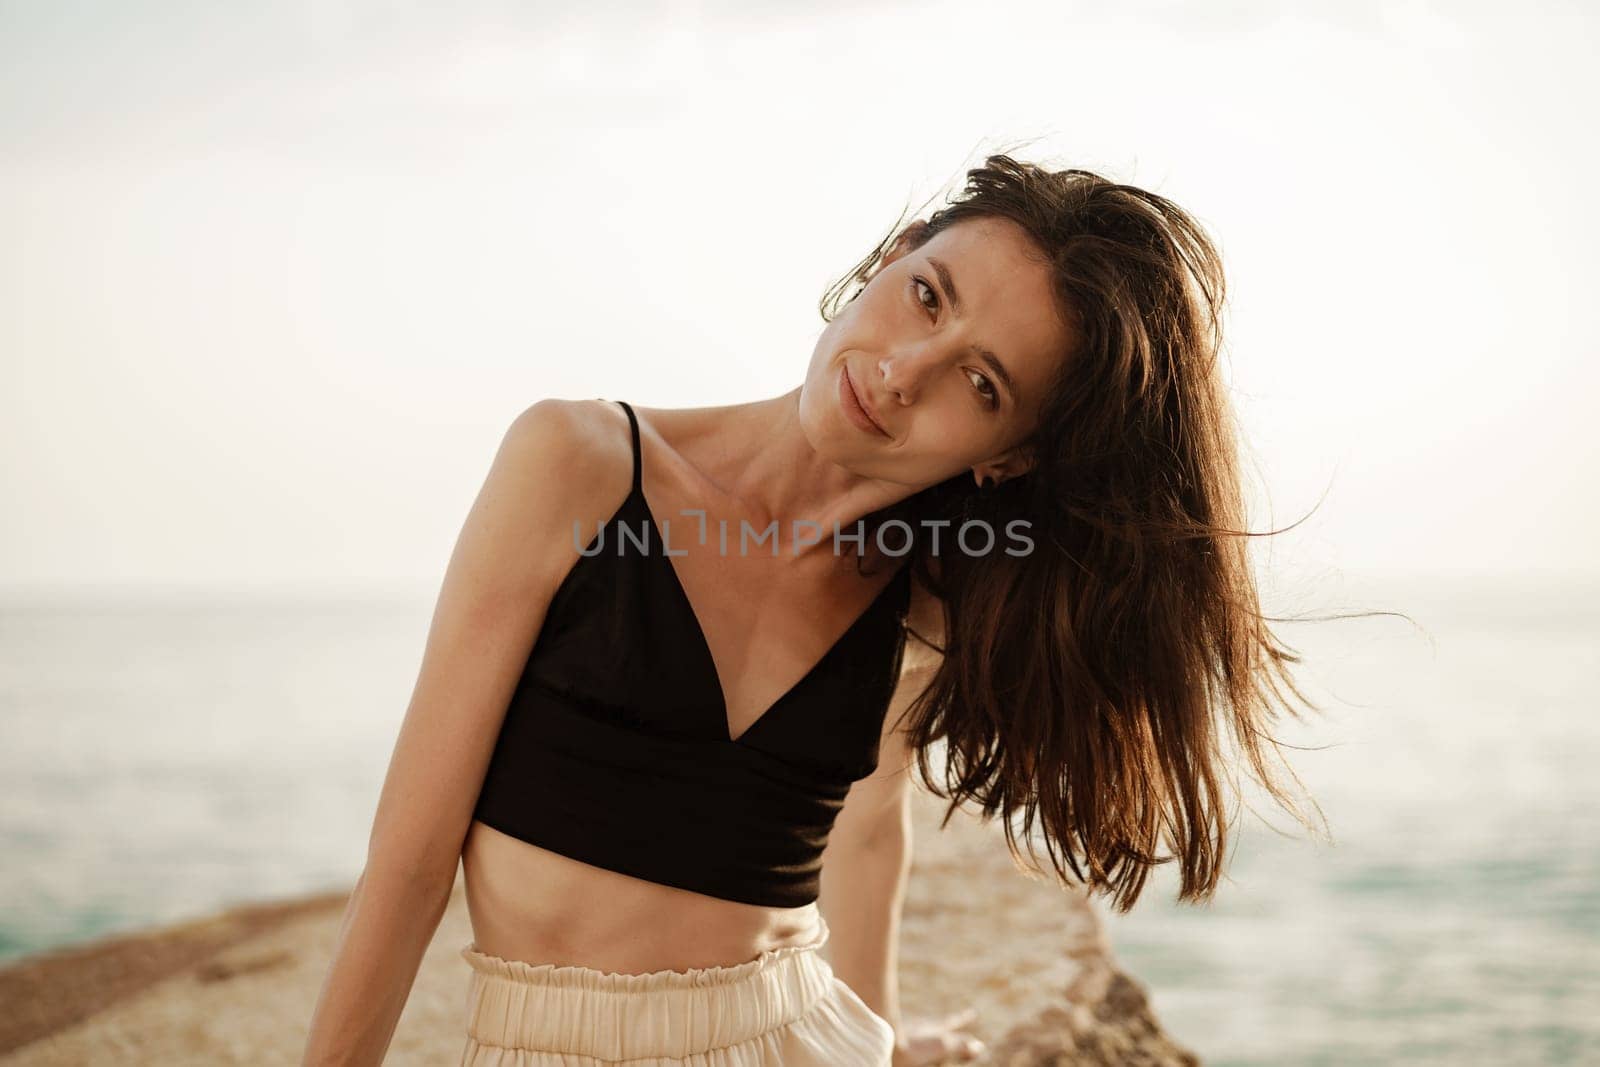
[457,914,895,1066]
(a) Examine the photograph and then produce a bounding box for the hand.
[892,1006,987,1065]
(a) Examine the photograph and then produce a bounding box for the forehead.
[917,218,1074,412]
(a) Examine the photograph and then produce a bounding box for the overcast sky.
[3,0,1595,598]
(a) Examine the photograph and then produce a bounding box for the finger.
[943,1007,978,1027]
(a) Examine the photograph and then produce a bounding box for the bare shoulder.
[504,397,631,484]
[825,556,946,842]
[489,397,637,597]
[862,557,945,780]
[900,557,948,674]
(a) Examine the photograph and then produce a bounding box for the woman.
[301,154,1325,1065]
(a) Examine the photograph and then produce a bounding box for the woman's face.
[800,215,1074,488]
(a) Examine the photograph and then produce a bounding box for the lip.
[840,365,891,438]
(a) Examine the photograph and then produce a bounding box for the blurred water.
[1,574,1597,1064]
[0,590,427,961]
[1097,571,1600,1065]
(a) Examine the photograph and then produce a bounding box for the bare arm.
[300,400,620,1066]
[818,570,946,1036]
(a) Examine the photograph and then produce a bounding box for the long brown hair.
[828,152,1370,913]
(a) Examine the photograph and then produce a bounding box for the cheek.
[921,418,995,472]
[894,431,980,484]
[802,332,837,392]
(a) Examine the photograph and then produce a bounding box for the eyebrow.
[928,256,1020,406]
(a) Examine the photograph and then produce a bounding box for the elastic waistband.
[459,915,835,1060]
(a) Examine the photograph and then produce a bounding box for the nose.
[877,349,935,404]
[878,355,919,404]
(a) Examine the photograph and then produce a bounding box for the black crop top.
[471,399,913,908]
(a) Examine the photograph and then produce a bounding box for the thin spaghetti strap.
[613,399,643,495]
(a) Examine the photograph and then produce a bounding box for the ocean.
[2,573,1596,1065]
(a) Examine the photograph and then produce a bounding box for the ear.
[972,444,1035,488]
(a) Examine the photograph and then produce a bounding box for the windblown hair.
[826,151,1357,913]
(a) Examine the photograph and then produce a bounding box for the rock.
[898,790,1202,1066]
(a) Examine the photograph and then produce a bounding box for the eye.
[967,369,1000,409]
[914,275,999,411]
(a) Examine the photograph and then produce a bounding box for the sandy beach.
[1,789,1199,1066]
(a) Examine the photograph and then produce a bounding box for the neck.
[697,387,917,552]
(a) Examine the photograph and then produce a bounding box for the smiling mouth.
[842,365,890,437]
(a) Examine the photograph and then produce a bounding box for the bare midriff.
[460,819,824,974]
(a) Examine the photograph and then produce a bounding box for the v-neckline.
[632,488,906,745]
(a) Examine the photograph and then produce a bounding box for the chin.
[799,354,881,464]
